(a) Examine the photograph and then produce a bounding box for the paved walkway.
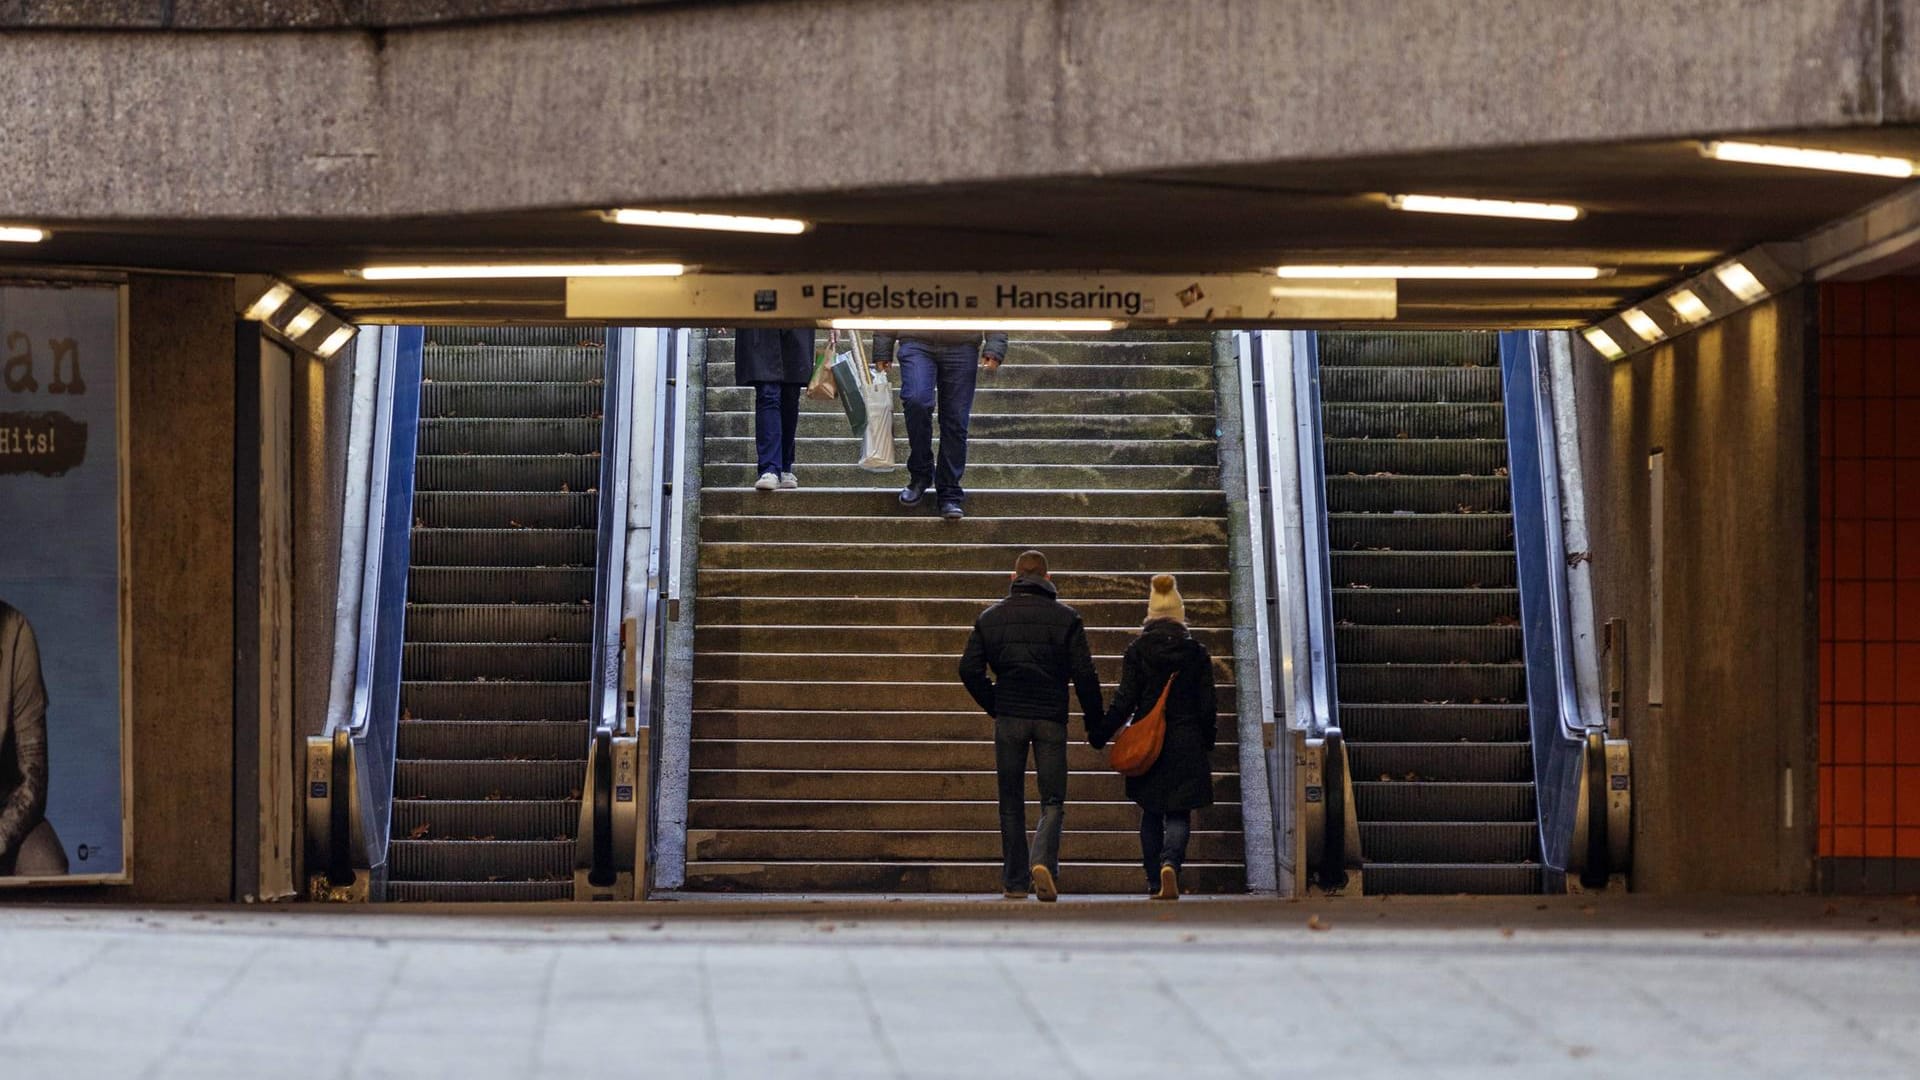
[1,894,1917,1079]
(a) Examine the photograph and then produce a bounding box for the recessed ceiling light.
[1275,265,1603,280]
[1621,308,1663,343]
[284,305,325,338]
[244,282,296,322]
[1702,140,1915,178]
[316,325,356,358]
[828,318,1116,332]
[1715,261,1767,302]
[0,226,48,244]
[1583,328,1626,360]
[610,208,810,235]
[1386,194,1583,222]
[356,263,686,281]
[1667,288,1711,324]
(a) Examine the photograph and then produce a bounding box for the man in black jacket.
[958,550,1104,901]
[871,327,1006,521]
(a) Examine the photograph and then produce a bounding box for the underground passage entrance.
[308,321,1623,902]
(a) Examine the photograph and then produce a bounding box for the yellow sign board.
[567,273,1395,324]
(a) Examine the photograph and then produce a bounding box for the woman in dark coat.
[1091,574,1218,900]
[732,328,818,491]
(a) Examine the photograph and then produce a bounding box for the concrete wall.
[0,1,679,29]
[1576,290,1817,893]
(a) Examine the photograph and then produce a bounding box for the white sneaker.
[778,472,800,490]
[754,471,779,491]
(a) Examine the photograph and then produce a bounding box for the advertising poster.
[0,283,128,884]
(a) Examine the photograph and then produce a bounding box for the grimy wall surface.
[5,0,1920,222]
[1577,291,1817,893]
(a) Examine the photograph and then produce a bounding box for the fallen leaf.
[1307,915,1331,932]
[408,823,431,840]
[1500,927,1515,939]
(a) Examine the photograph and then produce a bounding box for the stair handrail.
[1497,330,1597,888]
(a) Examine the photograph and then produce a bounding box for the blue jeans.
[897,341,979,502]
[995,715,1067,891]
[753,382,800,476]
[1140,809,1192,891]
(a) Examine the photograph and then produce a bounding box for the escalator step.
[1325,438,1509,477]
[427,327,607,348]
[402,643,593,682]
[404,603,593,644]
[415,455,600,494]
[388,881,575,902]
[1318,331,1499,368]
[1360,863,1541,895]
[389,839,574,882]
[422,382,602,420]
[1335,625,1522,663]
[395,759,586,800]
[394,798,582,841]
[1347,742,1533,782]
[1332,553,1516,590]
[1329,513,1512,552]
[418,419,602,455]
[1360,822,1538,864]
[1325,476,1511,513]
[401,681,590,721]
[410,528,596,568]
[423,346,607,383]
[1320,366,1502,404]
[1338,704,1531,743]
[407,566,595,605]
[1333,588,1519,626]
[414,491,597,529]
[1323,403,1505,440]
[398,721,591,761]
[1354,781,1536,821]
[1336,662,1526,703]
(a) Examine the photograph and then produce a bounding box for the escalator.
[1317,332,1540,894]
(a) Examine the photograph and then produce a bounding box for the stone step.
[703,436,1218,467]
[707,385,1217,417]
[695,568,1230,601]
[687,798,1244,832]
[693,624,1234,657]
[701,515,1229,545]
[703,462,1221,491]
[702,488,1227,519]
[699,542,1229,573]
[704,336,1213,366]
[687,769,1242,802]
[687,828,1244,864]
[706,362,1215,390]
[695,597,1232,630]
[681,859,1245,894]
[687,739,1241,773]
[690,709,1235,743]
[690,651,1234,685]
[691,678,1242,713]
[704,411,1215,441]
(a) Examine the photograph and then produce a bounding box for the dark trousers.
[753,382,800,476]
[1140,809,1192,890]
[994,715,1067,891]
[898,341,980,501]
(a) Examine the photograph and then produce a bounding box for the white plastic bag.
[858,369,898,472]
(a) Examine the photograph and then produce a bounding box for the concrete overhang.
[6,0,1920,325]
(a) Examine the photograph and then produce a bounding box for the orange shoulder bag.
[1107,672,1176,777]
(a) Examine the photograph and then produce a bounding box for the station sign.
[567,272,1395,325]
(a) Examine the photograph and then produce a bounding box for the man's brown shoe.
[1032,865,1058,903]
[1002,888,1028,900]
[1151,864,1180,901]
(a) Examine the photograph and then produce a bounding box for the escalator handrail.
[1290,331,1341,736]
[589,330,638,740]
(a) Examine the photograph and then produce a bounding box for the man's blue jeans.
[897,341,980,502]
[753,382,800,476]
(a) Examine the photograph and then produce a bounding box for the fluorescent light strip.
[316,326,356,358]
[1621,308,1663,343]
[244,282,296,322]
[1715,261,1767,302]
[1667,288,1711,324]
[357,263,685,281]
[0,226,47,244]
[1583,328,1625,360]
[1387,193,1583,222]
[1703,140,1915,179]
[611,208,809,235]
[284,305,325,338]
[829,318,1116,333]
[1276,264,1602,280]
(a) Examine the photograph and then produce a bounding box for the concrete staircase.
[686,332,1245,894]
[386,327,604,901]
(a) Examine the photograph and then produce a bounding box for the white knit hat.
[1146,573,1186,625]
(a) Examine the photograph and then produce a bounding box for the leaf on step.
[509,519,527,529]
[1403,771,1419,782]
[1495,467,1510,477]
[1307,915,1331,932]
[1395,431,1411,439]
[1379,773,1393,782]
[561,483,572,492]
[408,823,431,839]
[1491,615,1521,627]
[485,790,506,801]
[1369,471,1396,477]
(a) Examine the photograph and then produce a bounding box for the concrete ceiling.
[8,129,1920,328]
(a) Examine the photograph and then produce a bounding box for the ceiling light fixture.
[244,282,296,322]
[1621,308,1663,343]
[1667,288,1711,324]
[315,325,356,358]
[1583,328,1625,360]
[356,263,686,281]
[828,318,1117,333]
[284,305,325,338]
[0,226,48,244]
[1702,140,1915,178]
[609,208,810,235]
[1275,264,1603,280]
[1715,261,1767,302]
[1386,194,1583,222]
